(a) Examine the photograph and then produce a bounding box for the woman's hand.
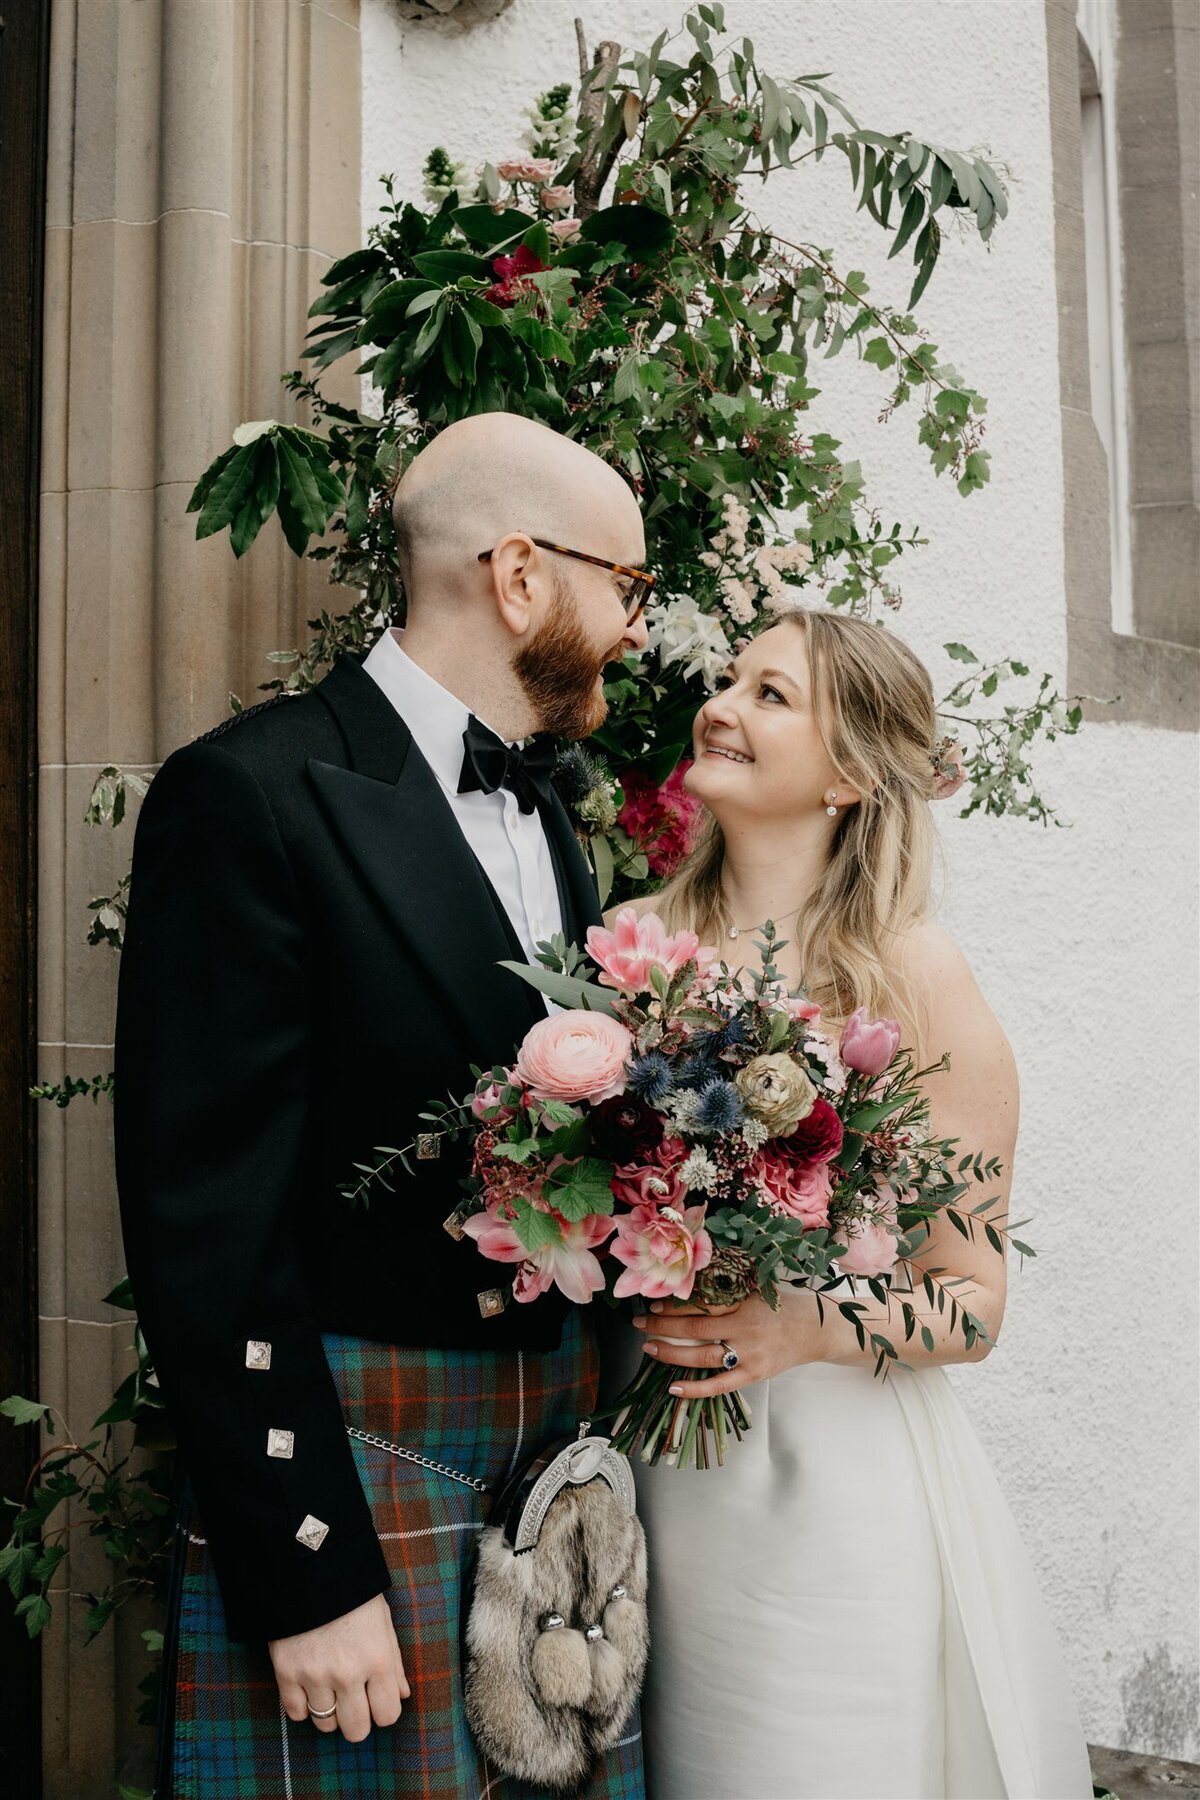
[631,1288,821,1398]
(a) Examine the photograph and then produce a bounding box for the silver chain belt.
[345,1425,489,1494]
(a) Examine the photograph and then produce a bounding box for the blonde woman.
[603,611,1093,1800]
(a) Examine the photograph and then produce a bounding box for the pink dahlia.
[609,1202,713,1302]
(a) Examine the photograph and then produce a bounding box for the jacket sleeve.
[113,738,392,1642]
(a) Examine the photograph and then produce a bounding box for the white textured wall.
[361,0,1200,1759]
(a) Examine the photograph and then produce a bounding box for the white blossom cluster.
[679,1147,719,1192]
[698,493,815,624]
[741,1117,771,1151]
[644,595,732,692]
[663,1088,705,1135]
[805,1034,848,1096]
[421,148,473,206]
[519,87,577,161]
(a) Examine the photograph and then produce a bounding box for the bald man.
[114,413,650,1797]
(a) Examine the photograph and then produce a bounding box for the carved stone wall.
[37,3,362,1789]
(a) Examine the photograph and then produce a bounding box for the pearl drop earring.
[825,791,838,817]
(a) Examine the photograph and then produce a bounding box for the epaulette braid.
[196,693,294,744]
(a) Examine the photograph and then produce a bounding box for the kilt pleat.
[157,1311,644,1800]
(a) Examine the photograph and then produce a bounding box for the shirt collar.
[361,627,519,794]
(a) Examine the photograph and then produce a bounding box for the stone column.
[37,2,362,1789]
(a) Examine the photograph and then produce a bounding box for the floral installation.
[343,910,1031,1471]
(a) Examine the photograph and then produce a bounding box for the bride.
[602,609,1093,1800]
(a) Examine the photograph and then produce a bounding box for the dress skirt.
[630,1351,1093,1800]
[154,1311,644,1800]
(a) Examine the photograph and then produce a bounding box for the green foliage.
[0,1279,174,1680]
[185,7,1081,849]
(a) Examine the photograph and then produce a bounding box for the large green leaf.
[544,1156,615,1222]
[229,438,282,558]
[579,203,674,256]
[451,204,537,249]
[497,961,619,1014]
[193,445,260,540]
[412,249,489,282]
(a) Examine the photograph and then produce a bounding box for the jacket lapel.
[539,793,604,944]
[307,655,544,1060]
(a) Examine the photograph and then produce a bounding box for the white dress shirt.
[361,627,564,976]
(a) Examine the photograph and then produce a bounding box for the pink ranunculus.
[548,216,582,242]
[840,1006,902,1076]
[835,1193,901,1277]
[495,157,558,184]
[752,1146,833,1228]
[540,184,575,212]
[609,1203,713,1302]
[471,1080,515,1123]
[586,907,718,995]
[610,1158,688,1210]
[513,1010,633,1104]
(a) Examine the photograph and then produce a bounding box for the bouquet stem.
[598,1356,752,1471]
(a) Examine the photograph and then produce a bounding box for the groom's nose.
[618,608,650,658]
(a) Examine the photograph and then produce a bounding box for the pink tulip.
[839,1006,902,1076]
[586,907,717,995]
[609,1203,713,1302]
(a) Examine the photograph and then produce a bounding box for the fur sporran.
[464,1429,649,1792]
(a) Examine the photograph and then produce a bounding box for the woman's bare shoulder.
[895,918,1013,1070]
[893,917,977,997]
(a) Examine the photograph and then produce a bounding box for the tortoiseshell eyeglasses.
[476,536,656,625]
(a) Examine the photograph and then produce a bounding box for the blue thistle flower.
[696,1079,746,1134]
[673,1045,722,1091]
[713,1015,746,1052]
[626,1052,675,1107]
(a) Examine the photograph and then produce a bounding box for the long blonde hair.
[651,611,942,1054]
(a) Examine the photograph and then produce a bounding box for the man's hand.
[270,1591,410,1743]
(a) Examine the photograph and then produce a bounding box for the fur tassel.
[532,1625,592,1707]
[585,1634,626,1711]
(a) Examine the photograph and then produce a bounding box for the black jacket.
[113,652,603,1642]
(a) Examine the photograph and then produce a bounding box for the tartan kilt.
[155,1310,644,1800]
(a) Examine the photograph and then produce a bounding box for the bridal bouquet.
[343,909,1025,1470]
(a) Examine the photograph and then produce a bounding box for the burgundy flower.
[784,1096,844,1164]
[589,1094,664,1162]
[616,761,704,878]
[484,245,547,309]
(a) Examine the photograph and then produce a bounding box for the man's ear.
[486,533,540,639]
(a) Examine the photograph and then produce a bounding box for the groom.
[113,411,650,1783]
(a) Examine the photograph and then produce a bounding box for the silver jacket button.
[245,1340,272,1370]
[266,1428,295,1459]
[295,1514,329,1551]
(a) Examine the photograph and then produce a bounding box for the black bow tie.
[457,714,557,814]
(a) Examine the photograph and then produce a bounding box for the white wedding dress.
[617,1291,1094,1800]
